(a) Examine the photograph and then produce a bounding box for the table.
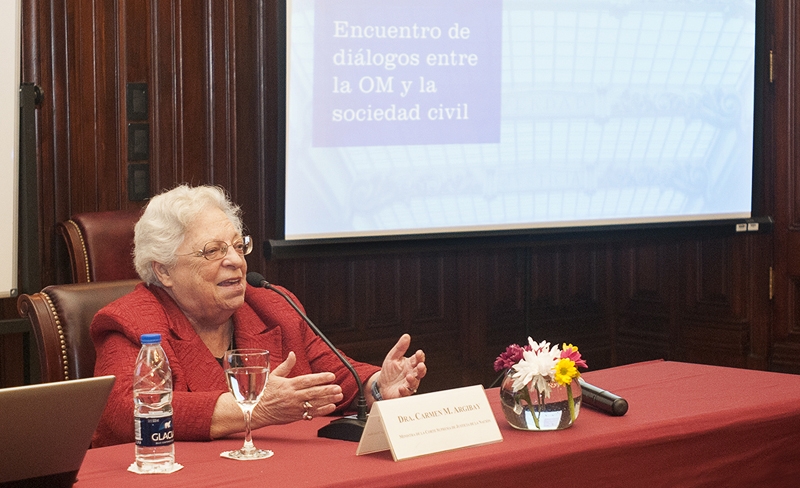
[74,360,800,487]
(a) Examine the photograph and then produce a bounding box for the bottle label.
[135,415,174,447]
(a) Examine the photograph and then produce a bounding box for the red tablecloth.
[74,360,800,487]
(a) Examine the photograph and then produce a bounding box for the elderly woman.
[91,185,426,447]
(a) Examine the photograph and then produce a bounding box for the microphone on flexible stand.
[246,272,367,442]
[578,378,629,416]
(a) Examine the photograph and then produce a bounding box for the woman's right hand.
[253,352,343,425]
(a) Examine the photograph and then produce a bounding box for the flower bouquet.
[495,338,587,431]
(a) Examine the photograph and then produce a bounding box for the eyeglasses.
[181,235,253,261]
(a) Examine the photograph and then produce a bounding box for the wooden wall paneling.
[615,240,676,365]
[256,0,280,270]
[472,242,612,388]
[399,253,462,392]
[207,0,235,187]
[262,256,305,293]
[98,1,125,208]
[481,247,526,384]
[148,1,264,199]
[151,0,179,190]
[745,1,773,373]
[528,244,609,369]
[408,253,448,327]
[141,1,244,188]
[456,250,491,388]
[0,298,29,386]
[529,246,559,310]
[601,241,619,368]
[356,253,462,393]
[0,334,26,386]
[301,257,357,337]
[363,255,402,330]
[65,1,120,210]
[231,1,267,266]
[770,0,800,373]
[122,0,150,81]
[679,236,751,368]
[564,244,613,370]
[175,2,210,183]
[37,0,72,285]
[745,235,772,370]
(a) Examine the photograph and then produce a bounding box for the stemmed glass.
[221,349,274,460]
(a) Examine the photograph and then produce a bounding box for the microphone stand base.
[317,415,366,442]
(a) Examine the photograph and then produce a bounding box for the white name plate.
[356,385,503,461]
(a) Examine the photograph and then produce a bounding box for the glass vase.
[499,369,582,431]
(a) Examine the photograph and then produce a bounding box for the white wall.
[0,0,21,297]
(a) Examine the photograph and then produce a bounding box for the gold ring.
[302,401,313,420]
[302,411,313,420]
[303,401,313,410]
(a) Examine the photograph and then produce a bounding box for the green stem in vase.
[533,388,547,429]
[538,389,547,425]
[519,383,540,429]
[567,383,575,423]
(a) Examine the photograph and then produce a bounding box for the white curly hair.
[133,184,244,285]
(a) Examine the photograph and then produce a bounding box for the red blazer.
[90,283,380,447]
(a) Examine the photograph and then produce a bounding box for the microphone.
[246,272,367,442]
[578,378,629,416]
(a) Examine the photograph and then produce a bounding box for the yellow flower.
[553,358,579,386]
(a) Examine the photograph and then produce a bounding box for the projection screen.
[282,0,757,243]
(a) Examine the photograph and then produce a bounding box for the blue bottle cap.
[140,333,162,344]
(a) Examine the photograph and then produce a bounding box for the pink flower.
[560,343,588,369]
[494,344,525,372]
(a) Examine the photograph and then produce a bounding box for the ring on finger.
[302,401,313,420]
[406,385,417,394]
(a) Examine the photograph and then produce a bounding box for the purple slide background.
[312,0,502,147]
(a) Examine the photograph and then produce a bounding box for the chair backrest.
[17,280,140,382]
[57,209,142,283]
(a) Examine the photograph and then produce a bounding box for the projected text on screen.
[312,0,502,146]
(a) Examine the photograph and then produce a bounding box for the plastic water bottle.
[133,333,175,472]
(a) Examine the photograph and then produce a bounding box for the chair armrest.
[18,292,69,382]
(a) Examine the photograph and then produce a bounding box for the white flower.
[510,337,562,398]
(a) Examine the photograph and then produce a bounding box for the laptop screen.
[0,375,115,487]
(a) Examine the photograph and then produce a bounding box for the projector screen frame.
[267,0,770,260]
[266,215,773,260]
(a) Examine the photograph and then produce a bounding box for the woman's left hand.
[374,334,426,400]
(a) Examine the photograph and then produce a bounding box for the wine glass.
[221,349,274,460]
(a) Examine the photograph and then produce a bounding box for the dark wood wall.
[2,0,798,389]
[770,0,800,373]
